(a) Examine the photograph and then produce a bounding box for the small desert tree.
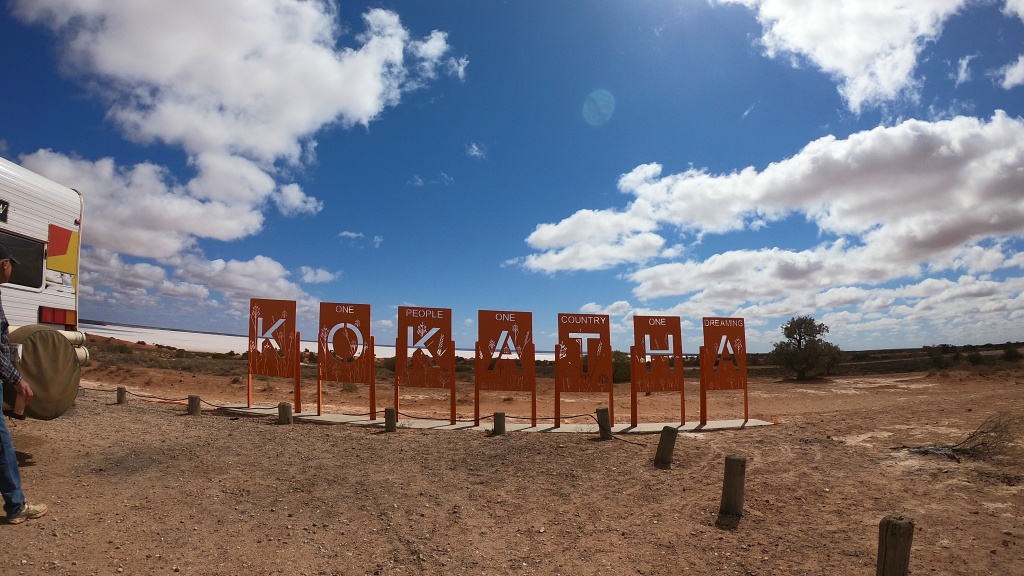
[820,341,844,375]
[769,316,841,380]
[612,350,631,383]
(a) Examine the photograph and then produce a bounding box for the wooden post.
[699,346,708,425]
[449,365,457,425]
[116,386,126,404]
[630,345,638,428]
[554,366,561,428]
[474,387,480,427]
[316,372,323,417]
[679,385,685,426]
[744,385,749,422]
[531,388,537,429]
[654,426,678,469]
[187,395,201,416]
[368,335,377,421]
[876,515,914,576]
[596,407,613,440]
[278,402,293,425]
[719,455,747,517]
[492,412,506,436]
[293,332,301,414]
[385,407,397,432]
[607,386,614,425]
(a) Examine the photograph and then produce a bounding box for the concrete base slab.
[221,405,774,433]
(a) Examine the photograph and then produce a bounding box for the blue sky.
[2,0,1024,354]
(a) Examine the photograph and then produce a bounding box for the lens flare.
[582,89,615,126]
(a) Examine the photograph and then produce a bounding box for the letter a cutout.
[713,334,739,372]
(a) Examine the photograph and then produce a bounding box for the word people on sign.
[397,306,454,390]
[405,308,445,318]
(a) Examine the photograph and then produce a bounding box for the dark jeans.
[0,381,25,517]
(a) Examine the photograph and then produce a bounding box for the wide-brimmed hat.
[0,242,20,265]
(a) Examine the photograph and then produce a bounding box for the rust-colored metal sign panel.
[318,302,376,418]
[630,315,685,426]
[555,313,614,426]
[476,310,535,392]
[396,306,455,389]
[396,306,456,423]
[556,313,613,393]
[318,302,374,385]
[701,317,747,391]
[475,310,537,427]
[631,315,684,393]
[248,298,298,378]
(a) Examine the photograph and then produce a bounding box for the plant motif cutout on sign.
[476,310,535,392]
[248,298,297,378]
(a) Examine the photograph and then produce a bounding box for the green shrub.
[1003,346,1023,362]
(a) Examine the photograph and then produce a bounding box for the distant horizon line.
[78,318,540,355]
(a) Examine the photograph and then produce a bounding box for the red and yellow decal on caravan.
[47,223,80,276]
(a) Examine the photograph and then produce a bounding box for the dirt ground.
[3,350,1023,575]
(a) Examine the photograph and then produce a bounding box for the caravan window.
[0,230,44,290]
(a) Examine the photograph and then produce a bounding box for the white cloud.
[448,55,470,81]
[172,253,318,323]
[272,183,323,217]
[80,247,313,314]
[372,235,384,248]
[21,150,264,259]
[299,266,337,283]
[1004,0,1024,20]
[157,280,211,300]
[410,30,450,80]
[717,0,967,113]
[10,1,450,160]
[339,231,364,239]
[81,248,168,289]
[524,206,664,270]
[466,142,486,159]
[8,1,460,317]
[954,54,975,86]
[997,55,1024,90]
[523,232,665,272]
[520,112,1024,347]
[11,0,452,243]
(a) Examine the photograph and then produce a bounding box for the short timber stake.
[596,407,613,440]
[278,402,293,425]
[116,386,126,404]
[492,412,506,436]
[876,515,914,576]
[187,395,201,416]
[654,426,678,469]
[385,407,397,432]
[719,455,747,518]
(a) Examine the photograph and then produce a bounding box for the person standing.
[0,242,47,524]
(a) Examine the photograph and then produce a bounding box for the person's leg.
[0,407,26,518]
